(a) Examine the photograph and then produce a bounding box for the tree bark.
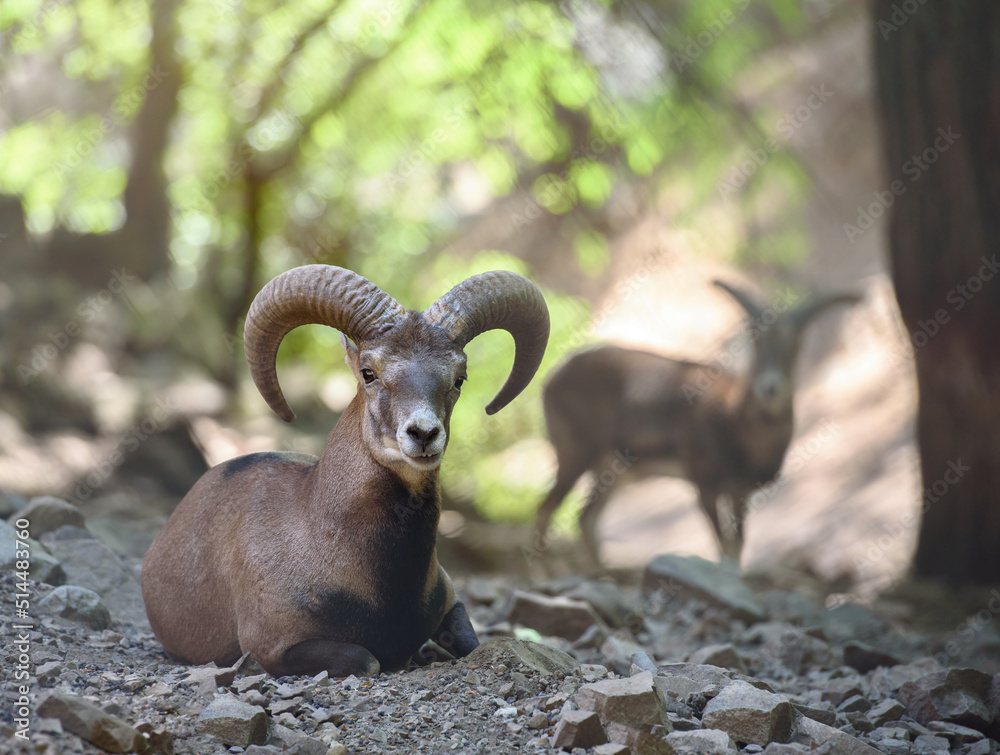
[873,1,1000,583]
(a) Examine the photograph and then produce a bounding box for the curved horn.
[424,271,550,415]
[244,265,404,422]
[791,292,862,329]
[712,279,765,320]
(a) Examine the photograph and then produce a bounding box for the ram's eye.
[361,369,376,384]
[454,376,466,390]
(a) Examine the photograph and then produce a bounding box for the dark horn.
[712,279,766,320]
[791,292,863,329]
[424,271,550,415]
[243,265,403,422]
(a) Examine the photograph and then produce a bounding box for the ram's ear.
[340,333,361,380]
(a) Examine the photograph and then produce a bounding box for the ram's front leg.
[275,638,381,677]
[430,600,479,658]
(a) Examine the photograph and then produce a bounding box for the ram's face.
[344,314,467,474]
[749,318,798,416]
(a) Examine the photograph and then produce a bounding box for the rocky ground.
[3,494,1000,755]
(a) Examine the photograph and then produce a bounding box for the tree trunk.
[873,1,1000,583]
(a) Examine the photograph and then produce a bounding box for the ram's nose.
[405,421,441,451]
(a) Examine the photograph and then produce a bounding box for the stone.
[563,579,632,628]
[761,745,813,754]
[898,668,994,730]
[0,490,28,518]
[821,603,885,643]
[688,644,747,674]
[701,680,793,746]
[501,590,604,641]
[465,637,579,677]
[44,537,147,626]
[820,677,864,707]
[134,722,173,755]
[794,715,882,754]
[37,691,146,753]
[527,711,549,729]
[839,695,872,713]
[577,671,672,731]
[606,723,675,754]
[913,733,950,753]
[642,554,765,622]
[601,634,647,674]
[791,704,836,726]
[665,727,737,753]
[843,641,902,673]
[9,496,85,536]
[926,720,990,743]
[38,584,111,629]
[867,698,904,727]
[870,658,943,694]
[0,521,65,584]
[268,723,329,755]
[581,664,609,681]
[551,709,607,750]
[593,744,630,755]
[195,694,269,747]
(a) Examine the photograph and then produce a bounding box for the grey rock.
[839,695,872,713]
[0,490,28,518]
[701,680,793,746]
[688,644,747,674]
[791,703,836,726]
[843,641,903,673]
[758,590,824,626]
[527,711,549,729]
[642,554,765,622]
[926,720,989,743]
[821,602,885,643]
[9,496,85,536]
[898,668,994,730]
[605,723,675,754]
[501,589,604,641]
[631,651,658,674]
[820,677,864,707]
[465,637,579,677]
[871,658,943,694]
[268,723,328,755]
[581,663,609,681]
[38,584,111,629]
[593,744,630,755]
[563,579,633,628]
[794,715,882,754]
[913,733,950,753]
[195,694,269,747]
[37,691,146,753]
[867,698,905,727]
[761,745,814,754]
[551,709,607,750]
[577,671,672,731]
[0,521,65,584]
[43,536,148,626]
[665,727,737,752]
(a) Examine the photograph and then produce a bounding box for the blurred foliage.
[0,0,837,522]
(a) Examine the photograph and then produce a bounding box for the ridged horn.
[244,265,404,422]
[424,271,550,415]
[791,292,862,329]
[712,279,765,320]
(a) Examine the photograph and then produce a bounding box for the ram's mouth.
[404,450,442,468]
